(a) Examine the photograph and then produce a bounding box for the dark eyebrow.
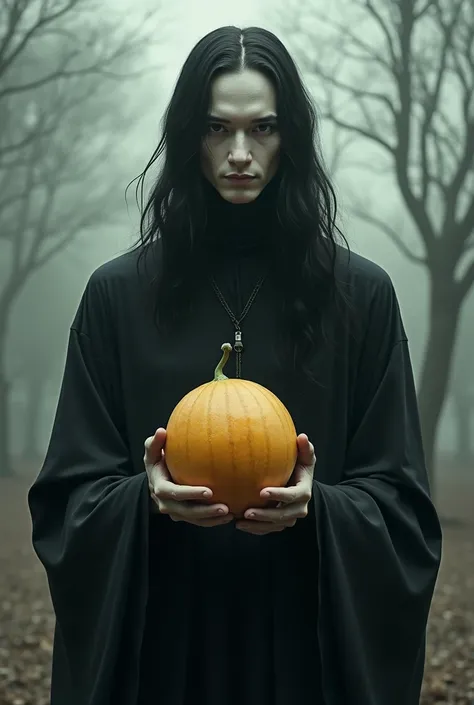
[207,114,277,124]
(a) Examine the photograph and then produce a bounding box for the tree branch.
[0,4,166,100]
[364,0,399,68]
[457,259,474,301]
[286,0,472,269]
[417,3,459,204]
[322,111,396,154]
[459,196,474,241]
[0,122,55,158]
[326,131,359,176]
[429,131,450,196]
[350,202,427,265]
[310,62,398,115]
[30,193,122,274]
[0,190,40,227]
[27,221,89,274]
[0,0,83,79]
[430,1,474,227]
[414,0,435,20]
[432,111,463,166]
[294,6,396,74]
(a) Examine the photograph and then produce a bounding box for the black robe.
[28,189,442,705]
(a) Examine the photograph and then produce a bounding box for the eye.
[253,123,276,135]
[208,123,226,134]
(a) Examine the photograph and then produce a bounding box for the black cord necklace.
[210,274,267,378]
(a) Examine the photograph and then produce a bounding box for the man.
[28,25,442,705]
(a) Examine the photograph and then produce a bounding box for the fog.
[3,0,472,466]
[0,0,472,701]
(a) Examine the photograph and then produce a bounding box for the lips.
[224,174,256,181]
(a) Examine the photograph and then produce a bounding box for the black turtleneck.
[195,176,283,340]
[200,174,281,257]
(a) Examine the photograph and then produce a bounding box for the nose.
[228,130,252,166]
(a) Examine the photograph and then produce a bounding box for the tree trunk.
[22,375,45,463]
[417,277,462,497]
[452,390,473,467]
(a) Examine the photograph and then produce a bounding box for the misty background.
[1,0,472,493]
[0,2,473,703]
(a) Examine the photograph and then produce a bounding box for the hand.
[236,434,315,535]
[144,428,234,527]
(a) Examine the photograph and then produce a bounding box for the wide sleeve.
[314,279,442,705]
[27,274,150,705]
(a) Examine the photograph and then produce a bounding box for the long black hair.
[128,26,351,380]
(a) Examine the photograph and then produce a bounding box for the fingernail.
[216,508,226,514]
[202,490,212,498]
[247,512,256,518]
[262,491,270,498]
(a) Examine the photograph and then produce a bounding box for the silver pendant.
[234,330,244,353]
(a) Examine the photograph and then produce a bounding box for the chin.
[219,185,262,204]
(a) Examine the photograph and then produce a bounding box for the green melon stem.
[213,343,232,381]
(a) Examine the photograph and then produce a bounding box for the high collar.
[200,174,280,256]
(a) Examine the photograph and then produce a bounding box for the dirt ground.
[0,470,472,705]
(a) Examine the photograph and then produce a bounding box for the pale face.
[201,69,281,204]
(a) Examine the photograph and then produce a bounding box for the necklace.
[210,273,266,378]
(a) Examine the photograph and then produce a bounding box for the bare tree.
[0,0,169,476]
[0,0,165,159]
[0,82,124,476]
[281,0,474,487]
